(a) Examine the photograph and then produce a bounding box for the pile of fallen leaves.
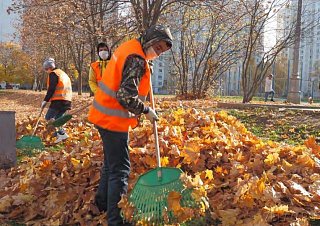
[0,107,320,225]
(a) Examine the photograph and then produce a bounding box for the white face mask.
[145,46,158,60]
[99,51,109,60]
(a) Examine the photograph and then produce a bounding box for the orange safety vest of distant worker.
[90,61,103,82]
[88,39,151,132]
[47,69,72,101]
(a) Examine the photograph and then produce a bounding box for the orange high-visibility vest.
[88,39,151,132]
[47,69,72,101]
[91,61,103,82]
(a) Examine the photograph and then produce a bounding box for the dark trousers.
[96,127,131,226]
[45,107,67,135]
[264,91,275,101]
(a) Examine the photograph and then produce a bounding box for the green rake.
[126,84,199,225]
[48,103,91,127]
[16,108,45,150]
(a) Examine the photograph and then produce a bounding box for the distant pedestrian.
[265,74,275,102]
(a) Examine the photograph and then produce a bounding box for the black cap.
[141,24,173,50]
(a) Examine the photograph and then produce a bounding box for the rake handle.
[32,108,44,136]
[149,79,161,170]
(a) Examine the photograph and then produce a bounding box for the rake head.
[127,167,199,225]
[16,135,45,150]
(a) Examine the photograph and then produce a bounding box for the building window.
[158,82,162,86]
[159,69,162,72]
[158,75,162,79]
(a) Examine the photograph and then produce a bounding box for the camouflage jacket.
[116,54,149,115]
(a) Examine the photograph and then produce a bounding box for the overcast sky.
[0,0,18,42]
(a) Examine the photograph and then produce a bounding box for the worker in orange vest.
[89,42,110,95]
[87,24,173,226]
[41,58,72,143]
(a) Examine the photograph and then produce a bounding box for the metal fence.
[218,75,320,99]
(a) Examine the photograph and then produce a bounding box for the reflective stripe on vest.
[98,81,147,101]
[92,99,135,118]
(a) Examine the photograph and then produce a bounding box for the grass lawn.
[227,107,320,145]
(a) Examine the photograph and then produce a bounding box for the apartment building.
[278,0,320,98]
[151,52,173,94]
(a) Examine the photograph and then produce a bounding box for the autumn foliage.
[0,101,319,225]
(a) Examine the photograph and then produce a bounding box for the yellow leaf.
[71,158,81,167]
[191,186,206,202]
[263,205,294,216]
[26,124,32,131]
[257,178,266,194]
[296,154,315,168]
[215,166,228,175]
[81,157,91,169]
[281,159,293,171]
[264,153,279,166]
[215,166,223,174]
[205,169,214,180]
[160,157,169,166]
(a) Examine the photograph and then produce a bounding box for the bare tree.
[238,0,296,103]
[9,0,120,94]
[169,1,245,98]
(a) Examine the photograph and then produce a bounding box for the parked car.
[5,84,13,89]
[12,84,20,90]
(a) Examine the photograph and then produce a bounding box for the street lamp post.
[287,0,302,104]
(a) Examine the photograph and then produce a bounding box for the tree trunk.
[78,71,82,95]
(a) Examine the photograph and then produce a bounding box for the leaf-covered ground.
[0,90,320,225]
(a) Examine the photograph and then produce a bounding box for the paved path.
[216,102,320,111]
